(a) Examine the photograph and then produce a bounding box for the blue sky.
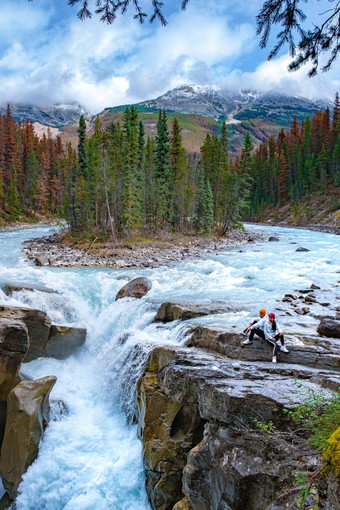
[0,0,339,113]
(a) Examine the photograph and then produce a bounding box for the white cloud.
[0,0,338,114]
[223,54,340,101]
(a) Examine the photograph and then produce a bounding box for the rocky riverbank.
[0,219,64,233]
[23,228,268,268]
[0,304,87,503]
[137,302,340,510]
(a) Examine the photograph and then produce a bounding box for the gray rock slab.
[43,325,86,359]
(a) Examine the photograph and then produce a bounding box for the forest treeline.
[0,95,339,238]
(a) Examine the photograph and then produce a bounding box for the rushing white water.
[0,224,339,509]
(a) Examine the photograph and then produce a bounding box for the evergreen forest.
[0,95,339,238]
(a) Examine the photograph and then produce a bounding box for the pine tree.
[154,109,171,227]
[170,117,188,230]
[194,161,213,235]
[8,165,21,220]
[77,115,88,179]
[121,107,143,236]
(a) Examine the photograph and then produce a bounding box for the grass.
[284,383,340,476]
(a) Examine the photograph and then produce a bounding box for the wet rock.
[305,294,317,303]
[0,320,29,443]
[0,306,86,362]
[0,306,51,362]
[311,284,321,290]
[317,318,340,338]
[3,284,57,296]
[302,307,310,314]
[43,325,86,359]
[0,376,56,499]
[295,308,305,315]
[268,236,279,241]
[282,293,298,302]
[116,277,152,300]
[295,247,310,252]
[154,302,231,322]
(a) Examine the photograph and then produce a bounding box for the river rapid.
[0,225,339,509]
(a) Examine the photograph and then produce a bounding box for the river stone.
[0,306,51,362]
[34,254,50,266]
[317,318,340,338]
[43,325,86,359]
[115,277,152,300]
[0,306,86,362]
[3,284,57,296]
[0,375,56,499]
[154,302,231,322]
[296,247,310,252]
[268,236,279,241]
[0,320,29,443]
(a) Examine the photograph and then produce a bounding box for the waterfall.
[0,224,339,509]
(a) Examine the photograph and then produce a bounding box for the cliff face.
[137,327,340,509]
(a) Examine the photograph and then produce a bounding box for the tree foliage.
[256,0,340,76]
[247,93,340,217]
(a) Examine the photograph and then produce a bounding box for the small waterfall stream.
[0,225,339,509]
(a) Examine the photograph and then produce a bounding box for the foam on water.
[0,224,339,508]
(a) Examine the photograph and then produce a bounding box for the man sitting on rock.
[242,308,267,345]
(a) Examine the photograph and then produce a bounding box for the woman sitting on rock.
[264,313,289,363]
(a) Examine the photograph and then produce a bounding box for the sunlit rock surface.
[0,306,86,362]
[116,277,152,300]
[153,302,233,322]
[137,325,340,510]
[0,320,29,442]
[0,376,56,499]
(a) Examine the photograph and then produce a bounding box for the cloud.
[223,54,340,101]
[0,0,338,114]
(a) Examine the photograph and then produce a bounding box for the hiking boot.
[272,355,277,363]
[242,338,253,345]
[280,345,289,353]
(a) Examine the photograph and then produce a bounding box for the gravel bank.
[23,229,268,268]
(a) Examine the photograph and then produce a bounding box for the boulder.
[115,277,152,300]
[137,345,339,510]
[3,284,57,296]
[0,306,86,362]
[317,318,340,339]
[43,324,86,359]
[0,306,51,362]
[268,236,279,241]
[296,247,310,252]
[187,325,340,372]
[154,302,231,322]
[34,254,50,266]
[0,320,29,442]
[0,376,56,499]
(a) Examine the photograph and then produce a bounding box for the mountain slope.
[0,103,89,128]
[101,85,331,153]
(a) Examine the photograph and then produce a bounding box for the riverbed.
[0,224,339,509]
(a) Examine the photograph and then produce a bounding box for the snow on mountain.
[137,85,329,124]
[0,102,89,128]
